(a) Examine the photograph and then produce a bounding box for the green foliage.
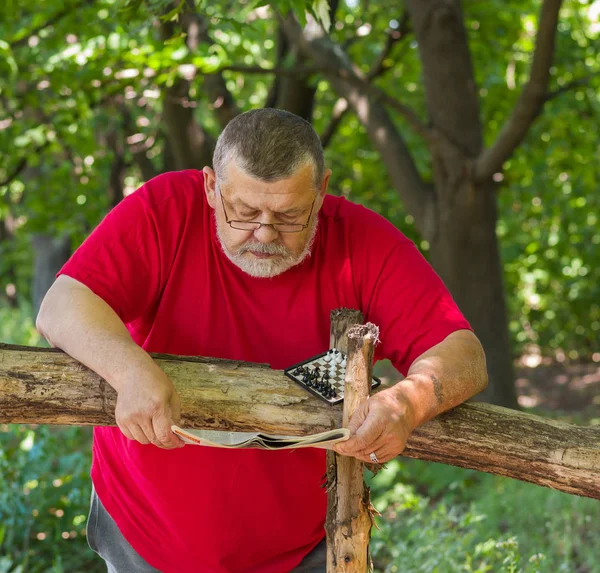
[0,425,98,573]
[464,0,600,358]
[2,420,597,572]
[0,308,95,572]
[368,459,600,573]
[0,304,41,347]
[1,5,598,570]
[1,0,599,358]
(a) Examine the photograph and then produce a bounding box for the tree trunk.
[267,21,317,121]
[0,218,18,307]
[1,343,599,500]
[408,0,518,408]
[31,234,71,317]
[425,153,518,408]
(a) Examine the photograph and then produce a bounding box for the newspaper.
[171,425,350,450]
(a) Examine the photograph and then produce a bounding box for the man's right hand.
[114,368,185,450]
[36,275,185,450]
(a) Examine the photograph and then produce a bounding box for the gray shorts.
[87,486,326,573]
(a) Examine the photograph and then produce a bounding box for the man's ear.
[203,166,217,208]
[319,168,332,200]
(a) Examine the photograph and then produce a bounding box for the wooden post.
[326,310,378,572]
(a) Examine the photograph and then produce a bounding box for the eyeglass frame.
[218,187,316,233]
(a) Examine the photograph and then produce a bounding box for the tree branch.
[281,15,433,232]
[473,0,564,182]
[265,26,289,109]
[1,78,136,192]
[407,0,483,160]
[269,15,318,121]
[2,344,600,500]
[179,0,239,128]
[159,16,214,170]
[0,154,35,189]
[320,98,348,149]
[545,70,600,103]
[321,12,412,148]
[9,0,90,49]
[366,11,411,81]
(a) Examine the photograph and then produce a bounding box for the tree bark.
[179,0,239,129]
[280,17,433,230]
[407,0,518,408]
[162,78,214,170]
[1,344,599,500]
[326,323,378,573]
[326,309,372,572]
[266,20,317,121]
[425,176,518,407]
[159,19,214,170]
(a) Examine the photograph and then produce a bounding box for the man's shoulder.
[322,195,410,246]
[133,169,205,209]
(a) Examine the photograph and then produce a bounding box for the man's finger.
[129,425,151,445]
[355,434,389,458]
[336,420,382,455]
[118,424,135,442]
[153,412,185,449]
[140,420,161,447]
[350,415,383,447]
[346,405,368,435]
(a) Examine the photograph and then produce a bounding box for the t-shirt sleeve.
[57,189,164,325]
[364,241,472,376]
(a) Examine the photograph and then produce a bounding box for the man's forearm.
[390,329,488,430]
[36,275,160,393]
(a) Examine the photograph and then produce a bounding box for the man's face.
[203,161,330,278]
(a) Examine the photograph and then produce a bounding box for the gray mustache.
[237,242,289,256]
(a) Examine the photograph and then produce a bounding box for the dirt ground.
[514,359,600,422]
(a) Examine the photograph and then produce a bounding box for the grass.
[368,459,600,573]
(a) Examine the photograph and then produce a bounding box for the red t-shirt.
[59,170,470,573]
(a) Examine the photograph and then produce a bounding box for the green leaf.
[290,0,308,27]
[159,0,186,22]
[312,0,330,32]
[0,40,18,78]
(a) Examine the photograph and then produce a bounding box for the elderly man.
[37,108,487,573]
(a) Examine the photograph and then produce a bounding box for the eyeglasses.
[219,190,316,233]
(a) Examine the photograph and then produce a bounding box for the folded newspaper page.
[171,425,350,450]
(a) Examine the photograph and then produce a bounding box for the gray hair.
[213,109,325,189]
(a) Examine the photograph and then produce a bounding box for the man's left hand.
[332,386,416,464]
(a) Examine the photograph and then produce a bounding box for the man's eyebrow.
[232,200,305,215]
[232,199,258,211]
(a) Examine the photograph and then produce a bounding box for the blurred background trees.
[1,0,599,404]
[1,0,599,571]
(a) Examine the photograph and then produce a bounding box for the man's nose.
[253,223,280,243]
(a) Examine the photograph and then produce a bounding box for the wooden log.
[0,343,339,435]
[326,322,379,572]
[1,343,599,500]
[325,309,368,572]
[404,401,600,500]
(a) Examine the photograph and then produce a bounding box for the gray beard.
[214,213,319,278]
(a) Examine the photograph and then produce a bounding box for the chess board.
[284,349,381,405]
